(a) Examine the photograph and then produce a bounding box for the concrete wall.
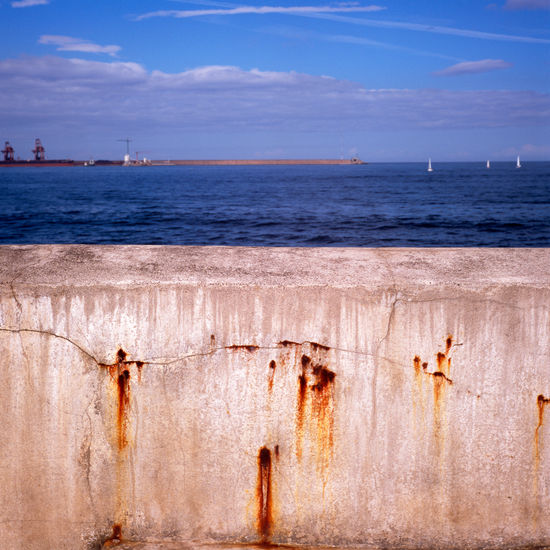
[0,246,549,550]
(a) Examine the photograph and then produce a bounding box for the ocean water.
[0,162,549,246]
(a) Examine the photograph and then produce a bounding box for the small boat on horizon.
[427,158,433,172]
[516,155,521,168]
[486,160,490,168]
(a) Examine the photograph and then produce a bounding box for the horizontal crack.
[0,326,497,401]
[0,327,100,365]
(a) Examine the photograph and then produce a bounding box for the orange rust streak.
[257,447,273,543]
[310,364,336,472]
[103,524,123,547]
[433,374,444,407]
[535,394,550,464]
[117,370,131,450]
[135,361,143,383]
[296,371,308,461]
[413,356,422,376]
[446,335,453,353]
[268,360,276,393]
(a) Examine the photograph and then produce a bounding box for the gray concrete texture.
[0,246,549,550]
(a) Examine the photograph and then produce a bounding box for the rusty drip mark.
[412,341,455,460]
[268,360,277,393]
[433,373,445,410]
[311,364,336,388]
[117,369,131,450]
[296,369,308,461]
[413,356,422,376]
[535,394,550,465]
[437,335,453,377]
[103,524,123,547]
[135,361,143,383]
[310,363,336,454]
[257,447,273,543]
[117,348,127,362]
[294,344,336,472]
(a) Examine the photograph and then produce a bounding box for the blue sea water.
[0,162,549,246]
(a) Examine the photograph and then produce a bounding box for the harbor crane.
[2,141,14,162]
[33,138,45,161]
[32,138,45,161]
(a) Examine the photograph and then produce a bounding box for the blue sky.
[1,0,549,161]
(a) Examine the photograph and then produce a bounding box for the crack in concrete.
[370,294,401,439]
[0,325,531,404]
[0,327,101,365]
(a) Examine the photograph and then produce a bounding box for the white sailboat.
[486,160,490,169]
[427,158,433,172]
[516,155,521,168]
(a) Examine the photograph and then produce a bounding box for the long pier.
[149,158,364,166]
[0,158,365,167]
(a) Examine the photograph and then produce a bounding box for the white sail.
[516,155,521,168]
[427,158,433,172]
[486,160,490,168]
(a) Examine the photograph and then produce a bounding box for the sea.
[1,162,549,246]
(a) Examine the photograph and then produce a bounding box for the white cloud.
[504,0,550,9]
[11,0,48,6]
[39,35,121,56]
[137,1,550,44]
[0,56,548,145]
[434,59,513,76]
[135,4,385,20]
[305,12,550,44]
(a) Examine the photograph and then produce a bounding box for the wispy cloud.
[434,59,513,76]
[137,0,550,44]
[504,0,550,9]
[39,35,121,56]
[304,12,550,44]
[135,4,385,21]
[265,26,461,61]
[11,0,48,7]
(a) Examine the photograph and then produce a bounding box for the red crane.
[2,141,15,162]
[32,138,45,161]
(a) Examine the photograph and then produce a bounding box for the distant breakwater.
[0,158,364,167]
[150,158,364,166]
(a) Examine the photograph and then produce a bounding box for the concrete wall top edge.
[1,245,549,288]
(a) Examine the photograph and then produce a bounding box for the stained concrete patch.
[1,246,550,550]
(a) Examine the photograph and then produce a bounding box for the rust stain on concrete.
[226,344,260,353]
[411,336,455,460]
[535,394,550,467]
[256,446,273,543]
[296,356,309,462]
[117,369,131,451]
[102,523,123,547]
[268,360,276,393]
[291,343,336,486]
[310,362,336,459]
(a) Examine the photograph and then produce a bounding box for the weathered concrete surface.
[0,246,549,550]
